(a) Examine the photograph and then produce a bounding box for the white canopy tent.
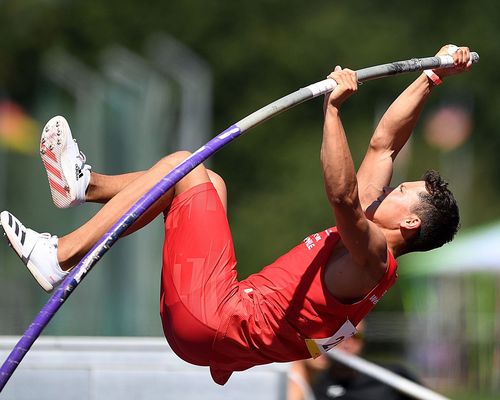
[402,220,500,276]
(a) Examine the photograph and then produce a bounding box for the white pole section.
[328,349,451,400]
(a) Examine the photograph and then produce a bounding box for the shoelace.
[76,150,91,172]
[38,232,57,249]
[76,151,87,169]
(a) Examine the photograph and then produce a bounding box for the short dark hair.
[406,170,460,252]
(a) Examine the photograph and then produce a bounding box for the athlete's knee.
[208,170,226,191]
[165,150,192,167]
[208,170,227,209]
[157,151,211,195]
[154,151,192,173]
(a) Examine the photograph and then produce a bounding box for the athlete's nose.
[382,186,392,195]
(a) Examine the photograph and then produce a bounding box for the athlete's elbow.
[368,134,390,153]
[330,196,357,210]
[327,188,358,209]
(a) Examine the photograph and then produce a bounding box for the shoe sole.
[0,213,54,292]
[40,116,77,209]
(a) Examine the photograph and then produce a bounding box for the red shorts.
[160,182,238,367]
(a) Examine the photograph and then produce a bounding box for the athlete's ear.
[400,214,421,238]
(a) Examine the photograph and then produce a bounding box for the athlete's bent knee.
[162,151,212,195]
[208,170,227,209]
[166,150,192,166]
[154,151,190,172]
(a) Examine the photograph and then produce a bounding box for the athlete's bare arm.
[356,45,473,210]
[321,67,388,282]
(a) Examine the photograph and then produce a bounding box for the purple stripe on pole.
[0,124,242,390]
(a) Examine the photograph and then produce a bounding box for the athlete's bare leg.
[57,151,227,271]
[87,169,226,207]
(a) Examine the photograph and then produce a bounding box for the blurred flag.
[0,101,39,154]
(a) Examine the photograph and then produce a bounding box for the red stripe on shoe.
[43,149,58,163]
[42,158,63,180]
[49,178,69,197]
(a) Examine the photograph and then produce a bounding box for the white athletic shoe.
[40,115,91,208]
[0,211,67,292]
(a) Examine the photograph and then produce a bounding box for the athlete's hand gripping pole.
[0,50,479,392]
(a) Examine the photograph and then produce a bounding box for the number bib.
[304,320,357,358]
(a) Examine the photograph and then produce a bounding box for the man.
[0,45,472,385]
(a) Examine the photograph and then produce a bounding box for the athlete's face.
[366,181,427,228]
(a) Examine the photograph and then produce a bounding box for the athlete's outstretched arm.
[356,44,473,209]
[321,67,387,269]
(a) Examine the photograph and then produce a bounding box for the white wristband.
[424,69,442,86]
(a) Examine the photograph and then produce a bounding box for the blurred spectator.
[288,351,330,400]
[288,321,420,400]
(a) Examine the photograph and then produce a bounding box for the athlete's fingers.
[344,68,358,90]
[462,47,472,67]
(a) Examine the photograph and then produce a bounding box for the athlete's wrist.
[423,69,442,86]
